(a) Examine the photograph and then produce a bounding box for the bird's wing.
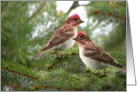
[41,23,74,51]
[84,42,125,71]
[84,42,115,64]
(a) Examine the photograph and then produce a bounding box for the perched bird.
[35,14,84,58]
[73,31,126,72]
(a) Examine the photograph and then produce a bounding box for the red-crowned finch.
[35,14,84,58]
[73,31,126,72]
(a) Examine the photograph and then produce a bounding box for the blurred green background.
[1,1,126,91]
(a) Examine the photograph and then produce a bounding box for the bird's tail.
[35,49,48,58]
[112,61,126,73]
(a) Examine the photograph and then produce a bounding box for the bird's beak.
[73,37,78,41]
[78,20,84,24]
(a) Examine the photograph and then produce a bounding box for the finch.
[35,14,84,58]
[73,30,126,72]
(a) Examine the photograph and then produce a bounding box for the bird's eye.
[74,18,78,20]
[80,35,84,38]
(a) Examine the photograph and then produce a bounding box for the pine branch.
[66,1,89,15]
[66,1,79,14]
[26,18,58,45]
[25,1,46,23]
[2,2,47,56]
[35,85,83,91]
[1,1,16,19]
[47,60,61,70]
[90,9,126,20]
[47,52,78,69]
[1,66,38,80]
[5,15,56,55]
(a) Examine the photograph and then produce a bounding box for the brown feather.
[35,14,83,58]
[84,41,126,72]
[43,23,74,51]
[35,23,74,58]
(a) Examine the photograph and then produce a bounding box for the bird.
[35,14,84,58]
[73,30,126,73]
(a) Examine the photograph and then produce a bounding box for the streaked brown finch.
[73,30,126,72]
[35,14,84,58]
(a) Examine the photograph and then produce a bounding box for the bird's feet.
[86,69,91,73]
[52,50,58,54]
[103,68,109,75]
[56,52,65,59]
[70,51,78,55]
[81,69,93,76]
[50,50,62,58]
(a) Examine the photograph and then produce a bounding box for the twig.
[47,60,62,69]
[66,1,79,14]
[1,66,38,80]
[100,12,126,20]
[47,52,78,69]
[2,66,83,91]
[91,9,126,20]
[66,1,89,15]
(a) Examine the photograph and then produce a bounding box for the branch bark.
[66,1,79,14]
[91,9,126,20]
[2,66,38,80]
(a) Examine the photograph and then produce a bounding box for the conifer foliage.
[1,1,126,91]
